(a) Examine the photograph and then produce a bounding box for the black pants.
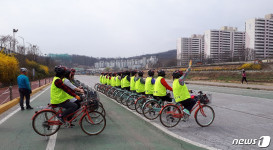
[154,95,172,102]
[124,87,130,91]
[242,77,247,84]
[57,100,78,118]
[19,88,31,108]
[178,98,196,112]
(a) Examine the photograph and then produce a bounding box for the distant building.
[204,26,245,62]
[245,14,273,60]
[177,34,204,66]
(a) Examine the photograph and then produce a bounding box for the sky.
[0,0,273,58]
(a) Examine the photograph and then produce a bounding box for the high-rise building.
[245,14,273,59]
[177,34,204,66]
[204,26,245,62]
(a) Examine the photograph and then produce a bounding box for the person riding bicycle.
[50,66,81,124]
[145,70,156,97]
[130,70,137,92]
[122,70,130,91]
[135,70,145,95]
[100,72,104,84]
[172,61,196,116]
[103,73,107,85]
[115,72,122,88]
[63,68,84,109]
[153,69,172,102]
[107,72,112,86]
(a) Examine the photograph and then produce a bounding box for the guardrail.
[0,78,53,105]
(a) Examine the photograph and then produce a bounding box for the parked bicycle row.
[94,61,215,128]
[32,66,106,136]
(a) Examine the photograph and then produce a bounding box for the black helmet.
[148,70,154,76]
[138,71,144,77]
[125,70,130,76]
[131,70,137,76]
[157,69,165,77]
[117,72,122,76]
[64,68,71,78]
[172,70,183,78]
[55,65,66,75]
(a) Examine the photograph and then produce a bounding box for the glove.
[75,95,81,101]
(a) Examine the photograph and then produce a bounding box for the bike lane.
[0,86,51,150]
[54,92,205,150]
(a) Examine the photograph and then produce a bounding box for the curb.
[0,82,51,115]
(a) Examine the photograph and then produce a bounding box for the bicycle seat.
[49,104,58,108]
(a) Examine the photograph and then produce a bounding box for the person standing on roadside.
[241,69,248,84]
[17,68,33,110]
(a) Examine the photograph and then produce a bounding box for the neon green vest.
[103,76,107,84]
[123,76,130,87]
[173,79,191,102]
[111,76,116,87]
[50,77,71,104]
[153,76,166,96]
[145,77,154,95]
[130,76,136,91]
[62,78,74,100]
[100,75,102,83]
[136,78,145,93]
[116,76,121,86]
[107,76,110,85]
[121,77,124,88]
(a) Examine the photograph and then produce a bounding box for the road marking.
[46,126,58,150]
[0,86,50,125]
[99,92,218,150]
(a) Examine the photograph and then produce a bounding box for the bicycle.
[32,98,106,136]
[159,91,215,128]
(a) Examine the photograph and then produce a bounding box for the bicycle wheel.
[94,83,99,91]
[135,97,147,114]
[195,105,215,127]
[94,105,106,117]
[115,90,124,103]
[32,110,60,136]
[142,100,161,120]
[160,105,182,128]
[126,94,139,110]
[121,92,130,105]
[80,111,106,135]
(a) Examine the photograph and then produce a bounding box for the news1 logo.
[232,136,271,148]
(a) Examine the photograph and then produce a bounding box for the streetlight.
[13,29,18,53]
[18,36,25,55]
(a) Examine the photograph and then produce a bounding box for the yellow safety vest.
[153,76,166,96]
[50,77,71,104]
[116,76,121,86]
[130,76,136,91]
[136,78,145,93]
[173,79,191,102]
[145,77,154,95]
[123,75,130,87]
[111,76,116,87]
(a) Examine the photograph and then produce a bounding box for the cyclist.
[135,71,145,95]
[50,66,81,124]
[100,72,104,84]
[153,69,172,102]
[115,72,122,88]
[130,70,137,92]
[70,68,76,85]
[145,70,156,97]
[172,61,195,117]
[111,72,116,87]
[122,70,130,91]
[103,73,107,85]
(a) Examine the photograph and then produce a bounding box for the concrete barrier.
[0,82,51,115]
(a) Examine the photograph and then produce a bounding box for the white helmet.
[20,68,28,72]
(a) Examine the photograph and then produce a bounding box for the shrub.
[0,51,19,85]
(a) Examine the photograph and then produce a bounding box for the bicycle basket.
[87,99,99,111]
[200,93,212,104]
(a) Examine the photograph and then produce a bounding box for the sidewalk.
[186,80,273,91]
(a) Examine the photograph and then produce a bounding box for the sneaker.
[183,109,191,116]
[26,106,33,109]
[21,107,25,111]
[57,115,65,124]
[182,114,189,122]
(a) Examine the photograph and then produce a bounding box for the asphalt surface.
[0,78,203,150]
[82,75,273,150]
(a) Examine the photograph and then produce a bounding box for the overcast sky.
[1,0,272,58]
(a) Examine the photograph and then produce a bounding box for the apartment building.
[245,14,273,59]
[204,26,245,62]
[177,34,204,66]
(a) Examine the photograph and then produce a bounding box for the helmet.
[138,71,144,77]
[131,70,137,76]
[172,70,183,78]
[157,69,165,77]
[125,70,130,76]
[20,68,28,72]
[148,70,154,76]
[112,72,116,76]
[55,65,66,75]
[71,68,76,75]
[64,68,71,78]
[117,72,122,76]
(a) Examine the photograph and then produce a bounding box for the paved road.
[82,75,273,150]
[0,79,202,150]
